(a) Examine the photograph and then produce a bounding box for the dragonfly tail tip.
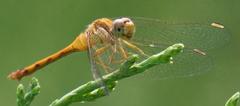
[7,69,24,81]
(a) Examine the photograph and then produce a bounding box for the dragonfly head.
[112,17,135,40]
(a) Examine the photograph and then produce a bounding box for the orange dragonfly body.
[8,18,137,80]
[8,17,229,82]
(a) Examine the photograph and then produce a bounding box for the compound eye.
[117,27,122,32]
[113,21,124,33]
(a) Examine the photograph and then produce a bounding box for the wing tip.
[211,22,225,29]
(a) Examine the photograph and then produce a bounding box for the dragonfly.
[8,17,229,91]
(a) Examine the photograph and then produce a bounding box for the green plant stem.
[225,92,240,106]
[50,43,184,106]
[17,77,40,106]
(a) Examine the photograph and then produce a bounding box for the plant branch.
[49,43,184,106]
[225,92,240,106]
[17,77,40,106]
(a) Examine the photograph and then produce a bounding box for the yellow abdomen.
[8,33,88,80]
[8,18,113,80]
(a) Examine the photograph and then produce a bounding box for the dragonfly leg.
[108,47,116,64]
[118,44,128,59]
[109,43,129,64]
[93,46,113,73]
[122,39,149,57]
[95,56,113,73]
[94,45,110,57]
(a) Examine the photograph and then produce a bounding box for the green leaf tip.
[16,77,40,106]
[137,43,184,67]
[225,92,240,106]
[29,77,40,95]
[17,84,24,96]
[165,43,184,56]
[17,84,25,106]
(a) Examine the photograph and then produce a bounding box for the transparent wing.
[86,33,109,94]
[91,39,126,74]
[122,17,231,80]
[131,17,230,50]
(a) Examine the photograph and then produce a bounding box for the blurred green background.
[0,0,239,106]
